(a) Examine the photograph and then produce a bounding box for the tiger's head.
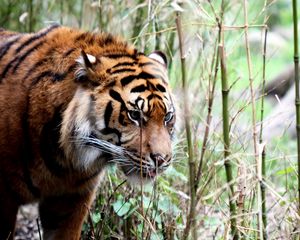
[60,48,175,182]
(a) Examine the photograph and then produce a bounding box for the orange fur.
[0,26,175,239]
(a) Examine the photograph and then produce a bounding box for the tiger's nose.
[150,153,165,167]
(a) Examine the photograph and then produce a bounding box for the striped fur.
[0,26,175,239]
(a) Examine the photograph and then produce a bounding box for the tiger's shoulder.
[0,25,137,87]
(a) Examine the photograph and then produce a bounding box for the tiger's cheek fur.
[60,87,104,170]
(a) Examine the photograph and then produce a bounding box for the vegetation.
[1,0,299,239]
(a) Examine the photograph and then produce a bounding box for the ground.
[15,204,40,240]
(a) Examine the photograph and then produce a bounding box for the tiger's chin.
[126,174,156,186]
[120,166,165,185]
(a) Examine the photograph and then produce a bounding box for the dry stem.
[176,11,197,240]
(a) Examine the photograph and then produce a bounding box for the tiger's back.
[0,26,175,239]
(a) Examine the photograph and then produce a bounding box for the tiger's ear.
[75,50,99,86]
[148,51,168,67]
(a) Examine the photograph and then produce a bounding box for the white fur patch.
[60,88,103,170]
[149,52,166,65]
[87,54,96,64]
[76,53,96,65]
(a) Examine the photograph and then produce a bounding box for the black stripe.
[1,59,14,79]
[104,53,136,59]
[12,40,45,74]
[110,68,135,74]
[140,99,145,111]
[147,80,167,92]
[147,93,163,101]
[52,64,76,81]
[118,112,127,126]
[112,62,136,68]
[109,90,129,127]
[23,58,48,81]
[105,80,116,88]
[121,72,156,86]
[136,72,157,82]
[86,34,96,45]
[22,48,55,81]
[134,97,145,111]
[147,81,155,91]
[15,24,59,53]
[139,62,155,67]
[75,32,89,41]
[104,101,113,127]
[151,67,166,78]
[30,64,76,86]
[57,64,77,81]
[120,75,136,86]
[120,136,135,145]
[158,101,166,111]
[147,100,152,115]
[101,34,114,45]
[156,84,166,92]
[63,48,75,57]
[21,95,41,198]
[128,101,135,108]
[0,36,21,63]
[100,128,122,145]
[75,75,100,87]
[131,84,148,93]
[31,71,52,85]
[75,32,96,45]
[53,72,67,81]
[109,89,125,105]
[40,106,71,177]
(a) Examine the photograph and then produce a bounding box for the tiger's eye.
[128,110,141,122]
[164,112,173,123]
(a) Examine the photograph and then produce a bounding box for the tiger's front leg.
[39,191,95,240]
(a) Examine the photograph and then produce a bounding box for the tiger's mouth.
[119,153,170,180]
[120,164,165,180]
[80,135,170,180]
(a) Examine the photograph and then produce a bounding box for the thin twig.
[27,0,33,32]
[259,25,268,240]
[60,0,63,25]
[195,1,222,189]
[292,0,300,222]
[219,9,239,238]
[139,110,145,238]
[96,180,127,238]
[36,218,42,240]
[176,11,197,240]
[243,0,262,238]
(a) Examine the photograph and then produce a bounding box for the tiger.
[0,25,175,240]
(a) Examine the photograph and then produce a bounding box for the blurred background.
[1,0,299,239]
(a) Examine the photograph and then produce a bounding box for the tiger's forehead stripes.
[127,87,170,116]
[112,54,171,117]
[103,54,168,83]
[111,61,137,68]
